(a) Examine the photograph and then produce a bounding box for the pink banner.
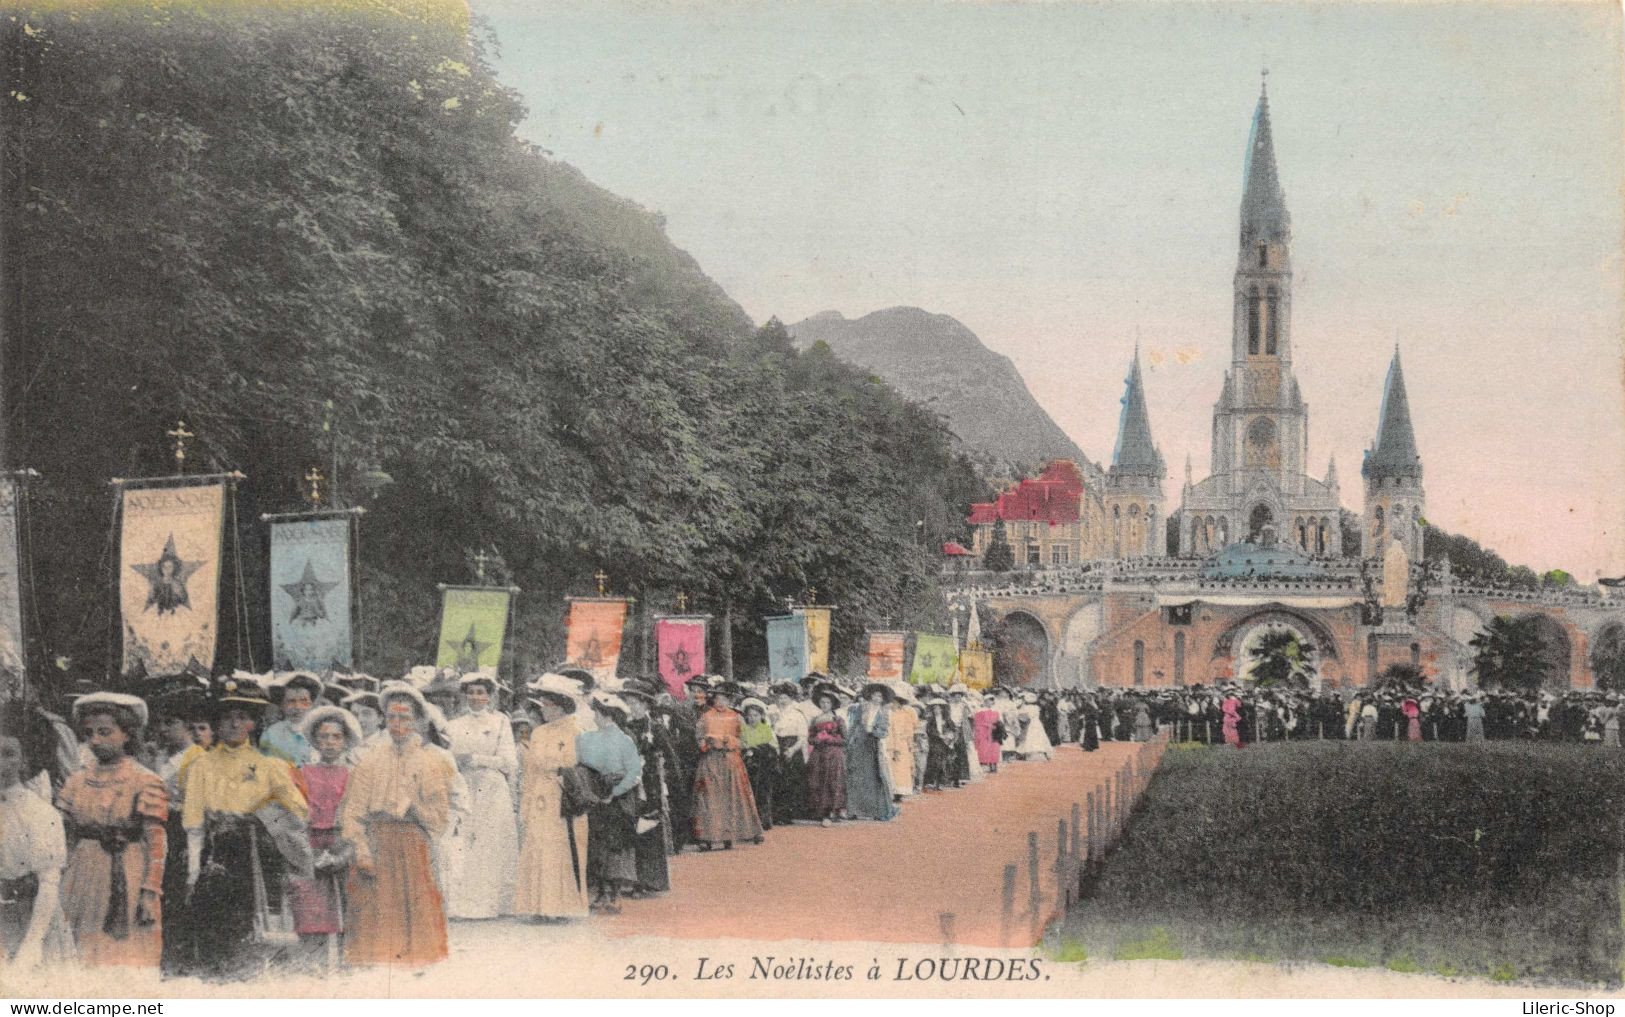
[655,617,707,697]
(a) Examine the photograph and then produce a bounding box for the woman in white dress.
[444,673,519,919]
[0,702,71,972]
[1015,692,1054,761]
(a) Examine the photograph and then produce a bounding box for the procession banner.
[958,647,995,690]
[119,482,225,675]
[565,597,629,682]
[436,586,512,673]
[654,616,707,697]
[796,606,832,675]
[269,515,352,671]
[908,632,959,686]
[865,630,906,681]
[0,479,23,701]
[766,614,808,682]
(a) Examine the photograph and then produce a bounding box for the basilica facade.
[959,83,1624,691]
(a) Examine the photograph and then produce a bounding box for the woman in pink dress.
[1221,692,1243,748]
[292,705,361,946]
[1402,697,1422,742]
[972,696,1002,772]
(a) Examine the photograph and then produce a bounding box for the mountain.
[787,308,1097,477]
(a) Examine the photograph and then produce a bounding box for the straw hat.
[299,704,364,745]
[72,691,149,730]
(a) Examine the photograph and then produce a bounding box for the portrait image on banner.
[766,615,808,682]
[959,647,994,691]
[120,482,225,675]
[865,631,906,681]
[436,587,512,673]
[269,517,352,671]
[796,607,831,676]
[0,479,23,700]
[654,617,707,697]
[565,598,628,682]
[908,632,959,686]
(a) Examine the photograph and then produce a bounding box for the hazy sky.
[474,0,1625,577]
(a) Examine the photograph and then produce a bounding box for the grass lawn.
[1054,741,1625,985]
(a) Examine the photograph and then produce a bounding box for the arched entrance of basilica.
[993,611,1052,687]
[1213,608,1340,689]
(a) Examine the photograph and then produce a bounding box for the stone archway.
[1062,603,1104,687]
[1232,617,1324,689]
[993,610,1052,688]
[1524,613,1572,691]
[1212,607,1340,689]
[1248,503,1275,547]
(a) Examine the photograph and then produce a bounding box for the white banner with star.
[435,586,512,674]
[269,515,352,671]
[119,482,225,675]
[0,479,24,701]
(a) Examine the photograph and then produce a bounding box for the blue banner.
[766,614,808,682]
[270,516,352,671]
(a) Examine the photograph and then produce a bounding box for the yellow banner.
[959,647,994,690]
[797,607,832,675]
[566,598,629,683]
[120,483,224,675]
[435,587,511,673]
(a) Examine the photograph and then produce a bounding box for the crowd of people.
[0,667,1083,979]
[5,666,1618,979]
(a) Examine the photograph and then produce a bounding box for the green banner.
[908,632,960,685]
[435,586,512,672]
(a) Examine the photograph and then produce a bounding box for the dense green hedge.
[1062,743,1625,984]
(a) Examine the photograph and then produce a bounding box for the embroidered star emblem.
[130,535,204,615]
[281,559,338,626]
[666,646,693,677]
[779,644,801,667]
[445,622,489,671]
[918,653,935,670]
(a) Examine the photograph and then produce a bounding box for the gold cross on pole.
[166,420,194,475]
[473,548,491,583]
[806,586,818,606]
[304,466,324,506]
[675,591,688,613]
[594,569,609,596]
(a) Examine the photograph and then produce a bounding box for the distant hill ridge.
[788,307,1097,478]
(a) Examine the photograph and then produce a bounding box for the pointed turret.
[1325,454,1339,489]
[1361,348,1422,481]
[1240,79,1290,250]
[1109,350,1165,480]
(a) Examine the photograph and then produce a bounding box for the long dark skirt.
[806,744,846,817]
[743,745,778,831]
[633,820,669,893]
[160,811,190,974]
[175,819,281,979]
[923,735,955,788]
[774,737,807,824]
[587,794,637,898]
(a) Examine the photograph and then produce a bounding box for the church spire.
[1110,349,1165,479]
[1361,348,1422,481]
[1240,76,1290,251]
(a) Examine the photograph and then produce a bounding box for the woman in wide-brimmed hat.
[618,683,679,896]
[844,683,896,821]
[443,671,519,920]
[290,704,363,947]
[576,693,643,911]
[805,684,847,824]
[339,681,455,967]
[56,691,168,968]
[884,682,919,802]
[513,689,589,921]
[737,697,778,832]
[689,682,764,849]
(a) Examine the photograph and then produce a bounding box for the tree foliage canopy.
[1,3,986,682]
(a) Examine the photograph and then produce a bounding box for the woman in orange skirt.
[56,692,168,967]
[339,683,454,967]
[690,683,763,849]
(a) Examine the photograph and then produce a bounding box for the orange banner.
[866,631,906,681]
[565,598,629,683]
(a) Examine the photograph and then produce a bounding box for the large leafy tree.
[0,3,985,686]
[1469,615,1549,692]
[1589,624,1625,692]
[1247,630,1316,690]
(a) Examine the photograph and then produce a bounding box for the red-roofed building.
[966,460,1111,567]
